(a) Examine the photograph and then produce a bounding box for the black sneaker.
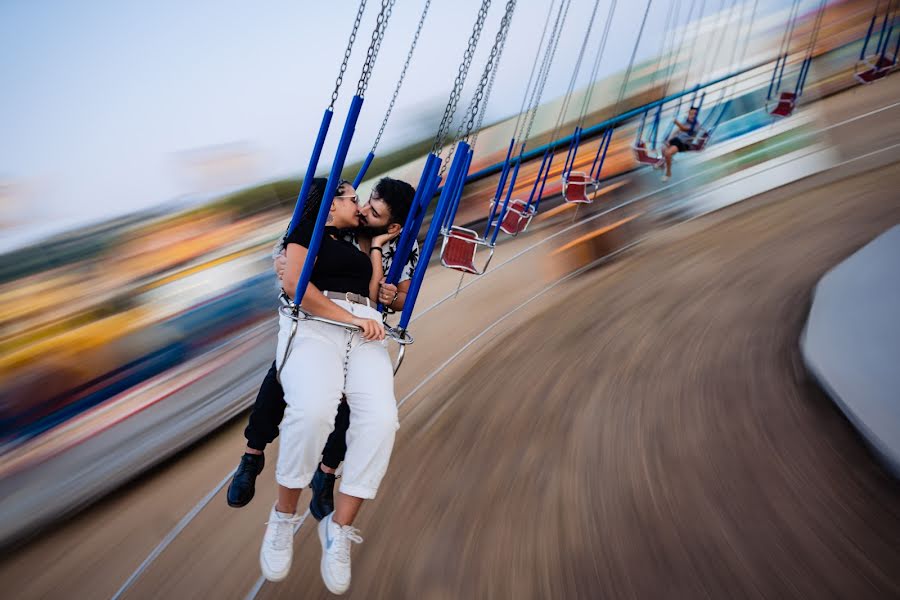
[226,453,265,508]
[309,466,336,520]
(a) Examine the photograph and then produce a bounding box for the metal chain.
[357,0,396,98]
[331,1,368,110]
[520,2,564,142]
[371,0,432,152]
[553,0,601,135]
[511,0,557,143]
[443,2,509,173]
[577,0,617,129]
[613,0,653,114]
[521,0,570,146]
[471,12,512,149]
[457,0,517,146]
[431,0,492,158]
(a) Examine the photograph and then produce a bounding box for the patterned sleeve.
[383,239,420,283]
[400,240,419,283]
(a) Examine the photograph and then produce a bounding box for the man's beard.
[358,224,390,237]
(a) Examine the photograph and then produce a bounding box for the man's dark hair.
[689,106,699,112]
[374,177,415,226]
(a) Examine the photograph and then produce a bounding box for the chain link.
[460,0,516,144]
[331,1,368,110]
[443,0,515,168]
[432,0,492,160]
[471,15,510,149]
[521,0,570,146]
[372,0,432,152]
[357,0,396,98]
[577,0,617,130]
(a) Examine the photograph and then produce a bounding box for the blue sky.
[0,0,782,243]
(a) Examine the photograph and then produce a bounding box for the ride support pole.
[399,142,470,330]
[861,13,876,60]
[531,151,555,213]
[879,25,895,64]
[384,153,438,287]
[876,10,891,57]
[352,151,376,188]
[295,95,364,303]
[286,109,334,237]
[490,155,522,245]
[485,138,517,237]
[442,148,475,235]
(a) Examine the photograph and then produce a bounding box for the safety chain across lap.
[431,0,492,159]
[357,0,397,98]
[372,0,432,152]
[331,0,367,110]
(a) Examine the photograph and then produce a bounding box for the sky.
[0,0,786,245]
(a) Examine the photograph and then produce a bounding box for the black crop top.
[283,220,372,297]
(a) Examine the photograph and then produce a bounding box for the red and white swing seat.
[632,141,662,166]
[561,171,597,204]
[491,198,536,235]
[855,55,895,84]
[685,130,710,152]
[769,91,797,117]
[440,226,494,275]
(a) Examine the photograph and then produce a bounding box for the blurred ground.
[3,155,900,600]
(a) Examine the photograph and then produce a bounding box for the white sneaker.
[318,513,363,594]
[661,174,671,182]
[260,505,302,582]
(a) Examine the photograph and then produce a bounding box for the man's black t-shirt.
[283,220,372,297]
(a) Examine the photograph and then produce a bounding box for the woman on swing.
[660,106,701,181]
[260,178,401,594]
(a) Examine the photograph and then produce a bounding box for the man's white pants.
[275,300,398,499]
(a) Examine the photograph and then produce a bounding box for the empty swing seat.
[769,91,796,117]
[686,131,710,152]
[855,56,895,84]
[496,199,536,235]
[562,171,595,204]
[440,226,483,274]
[632,141,662,166]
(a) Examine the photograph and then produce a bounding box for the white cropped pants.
[275,300,398,499]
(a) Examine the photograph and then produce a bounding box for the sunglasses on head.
[335,180,359,204]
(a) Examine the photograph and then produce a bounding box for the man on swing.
[659,106,701,181]
[226,177,418,518]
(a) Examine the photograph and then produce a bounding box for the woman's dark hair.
[281,178,349,247]
[374,177,415,226]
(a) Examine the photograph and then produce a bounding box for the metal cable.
[371,0,433,153]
